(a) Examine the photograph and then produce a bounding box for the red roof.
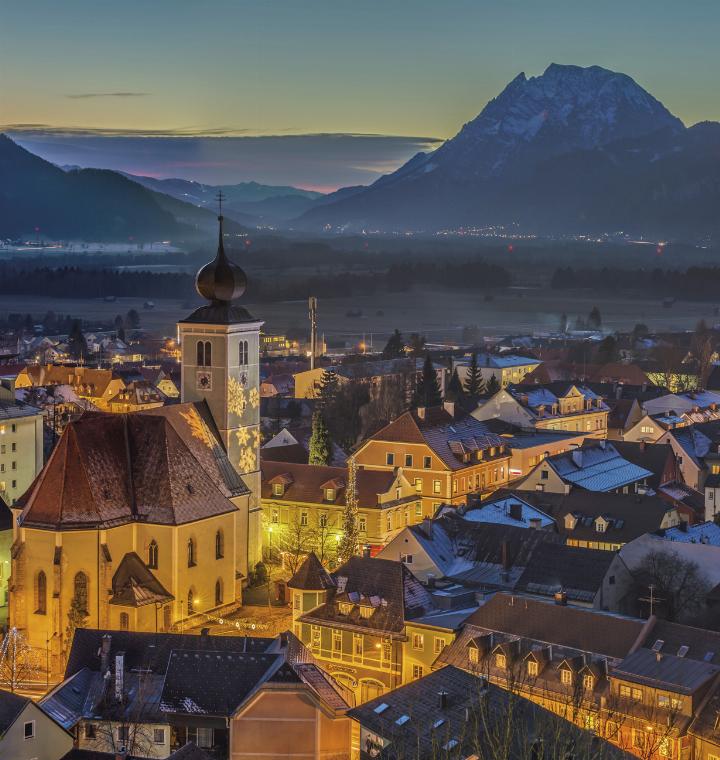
[19,403,246,530]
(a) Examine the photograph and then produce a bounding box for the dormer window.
[273,483,284,496]
[560,668,573,686]
[469,647,479,665]
[527,660,539,677]
[325,488,335,501]
[359,605,374,619]
[595,518,607,533]
[583,673,595,691]
[495,653,507,669]
[338,602,353,615]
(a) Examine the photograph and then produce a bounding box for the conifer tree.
[382,329,405,358]
[308,411,332,465]
[337,457,360,564]
[414,353,442,408]
[486,374,501,396]
[315,368,339,412]
[464,353,486,396]
[446,368,464,401]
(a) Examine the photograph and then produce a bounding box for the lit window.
[414,478,422,492]
[412,633,424,650]
[495,653,506,669]
[400,553,413,564]
[469,647,479,665]
[583,673,595,691]
[433,480,441,494]
[434,637,446,654]
[527,660,538,677]
[412,664,424,679]
[560,668,573,686]
[359,516,367,532]
[272,483,284,496]
[333,630,342,652]
[311,626,321,649]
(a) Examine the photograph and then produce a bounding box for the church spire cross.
[216,190,225,219]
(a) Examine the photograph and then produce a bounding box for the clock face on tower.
[196,370,212,391]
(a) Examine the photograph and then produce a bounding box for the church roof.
[288,552,335,591]
[179,302,258,325]
[17,403,248,530]
[109,552,174,607]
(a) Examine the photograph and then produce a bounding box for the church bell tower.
[178,201,264,568]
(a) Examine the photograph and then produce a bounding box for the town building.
[0,688,73,760]
[14,365,126,411]
[261,461,422,557]
[354,405,511,511]
[453,353,541,389]
[472,382,609,438]
[42,628,351,760]
[106,380,166,412]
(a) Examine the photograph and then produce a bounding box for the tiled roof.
[611,440,674,489]
[515,543,615,602]
[460,353,539,369]
[661,521,720,546]
[260,443,309,464]
[453,593,644,660]
[613,648,720,694]
[0,398,41,420]
[548,442,653,492]
[483,419,584,449]
[299,556,434,636]
[369,407,506,471]
[261,460,398,508]
[18,403,247,530]
[288,552,335,591]
[109,552,174,607]
[0,688,29,733]
[461,494,555,529]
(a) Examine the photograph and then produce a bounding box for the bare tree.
[632,548,710,622]
[0,627,41,693]
[274,517,316,577]
[691,320,716,389]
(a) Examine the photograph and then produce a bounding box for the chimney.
[554,591,567,606]
[100,634,112,674]
[114,652,125,701]
[362,544,371,558]
[501,540,512,571]
[279,631,288,648]
[416,406,426,420]
[421,517,433,539]
[438,690,449,709]
[529,517,542,529]
[571,450,583,469]
[443,400,455,418]
[427,573,436,589]
[639,440,646,452]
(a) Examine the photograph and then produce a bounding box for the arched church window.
[148,540,158,569]
[215,529,224,559]
[204,341,212,366]
[196,340,205,367]
[74,572,89,615]
[36,570,47,614]
[187,588,195,612]
[215,578,223,606]
[187,538,196,567]
[239,340,248,366]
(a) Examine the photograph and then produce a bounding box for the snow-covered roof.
[462,495,555,529]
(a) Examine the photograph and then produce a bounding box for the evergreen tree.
[464,353,485,396]
[446,368,464,401]
[337,457,360,564]
[67,319,88,361]
[414,353,442,408]
[315,368,339,412]
[408,333,426,357]
[308,412,332,465]
[125,308,141,330]
[486,374,501,396]
[588,306,602,330]
[597,335,619,364]
[382,328,405,358]
[65,597,88,663]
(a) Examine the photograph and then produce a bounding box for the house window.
[147,540,158,569]
[527,660,538,677]
[386,453,395,466]
[215,530,224,559]
[35,570,47,615]
[386,514,392,532]
[540,470,549,480]
[560,668,573,686]
[271,509,279,523]
[434,637,446,654]
[423,456,432,469]
[658,694,682,710]
[187,538,196,567]
[383,641,392,661]
[117,726,129,743]
[74,572,89,615]
[468,647,479,665]
[359,515,367,532]
[333,630,342,652]
[300,512,308,527]
[354,635,363,656]
[119,612,129,631]
[311,626,321,649]
[583,674,595,690]
[405,454,413,467]
[195,727,213,749]
[412,664,424,680]
[325,488,335,501]
[319,513,328,528]
[154,728,165,745]
[273,483,284,496]
[620,684,643,701]
[415,503,422,516]
[414,478,422,492]
[433,480,441,494]
[400,553,413,564]
[412,633,424,650]
[23,721,35,739]
[215,578,223,606]
[495,653,506,669]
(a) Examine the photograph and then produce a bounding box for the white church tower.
[178,202,264,569]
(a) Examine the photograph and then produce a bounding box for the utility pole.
[308,297,318,369]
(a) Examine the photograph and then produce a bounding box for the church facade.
[8,213,262,675]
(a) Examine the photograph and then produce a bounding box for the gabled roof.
[0,688,29,733]
[613,648,720,694]
[367,407,506,471]
[18,403,247,530]
[288,552,335,591]
[299,556,434,636]
[261,460,400,509]
[109,552,174,607]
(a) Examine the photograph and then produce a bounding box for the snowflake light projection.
[180,408,212,447]
[235,425,259,473]
[249,387,260,409]
[238,446,257,473]
[228,376,247,417]
[236,427,250,447]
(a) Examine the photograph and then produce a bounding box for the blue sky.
[2,0,718,189]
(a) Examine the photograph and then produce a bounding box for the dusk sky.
[3,0,719,190]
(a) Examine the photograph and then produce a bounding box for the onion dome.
[195,214,247,303]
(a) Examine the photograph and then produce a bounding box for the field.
[2,287,717,346]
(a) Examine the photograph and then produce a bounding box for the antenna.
[308,296,318,370]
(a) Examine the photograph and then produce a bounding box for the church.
[8,212,263,675]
